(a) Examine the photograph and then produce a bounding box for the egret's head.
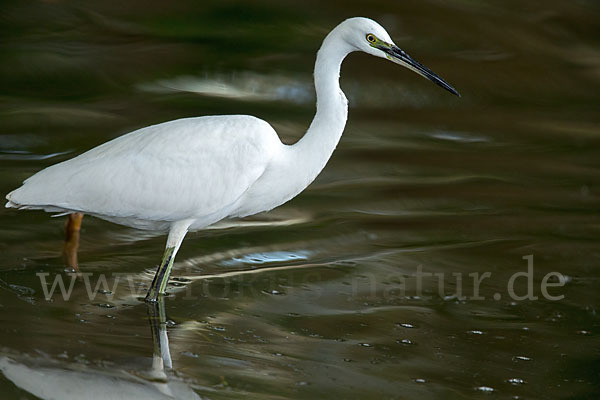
[340,17,459,96]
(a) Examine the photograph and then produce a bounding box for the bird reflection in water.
[0,298,200,399]
[148,297,173,372]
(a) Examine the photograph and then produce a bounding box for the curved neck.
[290,30,353,185]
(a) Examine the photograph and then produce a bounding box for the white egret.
[5,17,459,302]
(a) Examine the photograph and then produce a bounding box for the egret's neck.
[290,33,353,186]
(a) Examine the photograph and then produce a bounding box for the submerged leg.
[63,212,84,271]
[145,220,192,303]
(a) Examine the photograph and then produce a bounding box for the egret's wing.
[7,115,281,222]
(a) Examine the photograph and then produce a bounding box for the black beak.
[382,45,460,97]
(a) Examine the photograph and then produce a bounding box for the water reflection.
[0,298,200,400]
[0,150,72,161]
[139,72,313,104]
[1,0,600,398]
[148,297,173,371]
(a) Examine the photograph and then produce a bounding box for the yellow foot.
[63,212,84,271]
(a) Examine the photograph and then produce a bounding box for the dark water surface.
[1,1,599,399]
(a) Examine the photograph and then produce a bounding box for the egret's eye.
[366,34,376,43]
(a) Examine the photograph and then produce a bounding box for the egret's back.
[6,115,282,229]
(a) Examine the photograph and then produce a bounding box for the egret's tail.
[5,189,39,210]
[5,190,19,209]
[6,188,78,216]
[6,190,39,210]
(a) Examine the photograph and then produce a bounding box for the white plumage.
[8,116,282,230]
[5,17,458,302]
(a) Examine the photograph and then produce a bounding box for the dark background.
[1,1,599,399]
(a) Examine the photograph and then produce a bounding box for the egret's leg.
[145,220,192,303]
[63,212,83,271]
